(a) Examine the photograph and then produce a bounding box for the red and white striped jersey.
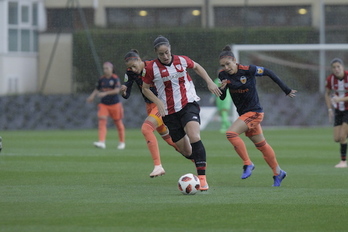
[326,71,348,111]
[143,55,200,115]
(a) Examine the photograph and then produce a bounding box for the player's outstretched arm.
[86,89,98,103]
[97,86,120,98]
[192,62,222,97]
[142,82,166,116]
[263,68,296,97]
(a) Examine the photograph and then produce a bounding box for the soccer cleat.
[198,175,209,191]
[272,170,287,187]
[149,165,165,178]
[334,161,347,168]
[117,142,125,150]
[241,163,255,179]
[93,141,106,149]
[0,136,2,152]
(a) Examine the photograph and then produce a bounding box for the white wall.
[38,33,72,95]
[0,54,38,95]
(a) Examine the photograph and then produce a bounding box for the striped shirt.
[143,55,200,115]
[326,71,348,111]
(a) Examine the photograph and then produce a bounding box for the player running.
[218,45,296,187]
[121,49,179,177]
[142,35,221,191]
[325,58,348,168]
[87,62,126,150]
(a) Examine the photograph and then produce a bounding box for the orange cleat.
[198,175,209,191]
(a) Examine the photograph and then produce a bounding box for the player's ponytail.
[124,49,140,62]
[219,45,235,60]
[153,35,170,50]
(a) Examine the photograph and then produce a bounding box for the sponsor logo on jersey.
[109,80,114,86]
[240,76,247,84]
[192,116,198,120]
[124,74,129,82]
[162,72,185,82]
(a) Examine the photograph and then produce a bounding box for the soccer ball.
[178,173,200,195]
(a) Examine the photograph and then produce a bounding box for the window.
[8,2,18,25]
[46,8,94,32]
[326,5,348,27]
[214,6,311,28]
[7,1,39,53]
[21,5,29,23]
[106,7,201,28]
[32,3,38,26]
[21,29,30,52]
[8,29,18,52]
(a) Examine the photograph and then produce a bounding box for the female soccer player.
[87,62,126,150]
[218,45,296,187]
[325,58,348,168]
[121,49,179,177]
[142,36,221,191]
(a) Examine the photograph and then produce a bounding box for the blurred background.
[0,0,347,130]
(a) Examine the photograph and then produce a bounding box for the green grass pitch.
[0,127,347,232]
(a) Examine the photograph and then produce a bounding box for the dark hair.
[124,49,140,62]
[331,58,344,66]
[153,35,170,50]
[219,45,235,60]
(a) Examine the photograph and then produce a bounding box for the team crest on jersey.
[175,64,182,70]
[240,76,247,84]
[142,68,146,77]
[124,74,129,82]
[109,80,114,86]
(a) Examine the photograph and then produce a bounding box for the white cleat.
[335,161,347,168]
[117,142,125,150]
[93,141,106,149]
[150,165,166,178]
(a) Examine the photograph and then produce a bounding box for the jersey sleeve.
[114,76,120,88]
[250,65,265,77]
[181,56,195,69]
[122,71,135,99]
[142,64,154,85]
[325,76,332,89]
[262,67,292,95]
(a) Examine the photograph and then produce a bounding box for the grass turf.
[0,128,347,232]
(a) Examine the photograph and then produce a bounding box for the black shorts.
[162,102,201,143]
[334,109,348,126]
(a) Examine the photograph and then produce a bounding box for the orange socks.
[157,124,180,152]
[114,120,125,143]
[142,121,161,166]
[255,140,280,176]
[98,118,107,142]
[226,131,252,165]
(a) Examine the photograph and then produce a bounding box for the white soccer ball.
[178,173,200,195]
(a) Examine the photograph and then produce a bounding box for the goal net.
[205,44,348,129]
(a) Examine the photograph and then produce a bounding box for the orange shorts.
[98,103,124,120]
[239,112,264,137]
[145,103,163,126]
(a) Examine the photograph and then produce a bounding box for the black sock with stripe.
[191,140,207,175]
